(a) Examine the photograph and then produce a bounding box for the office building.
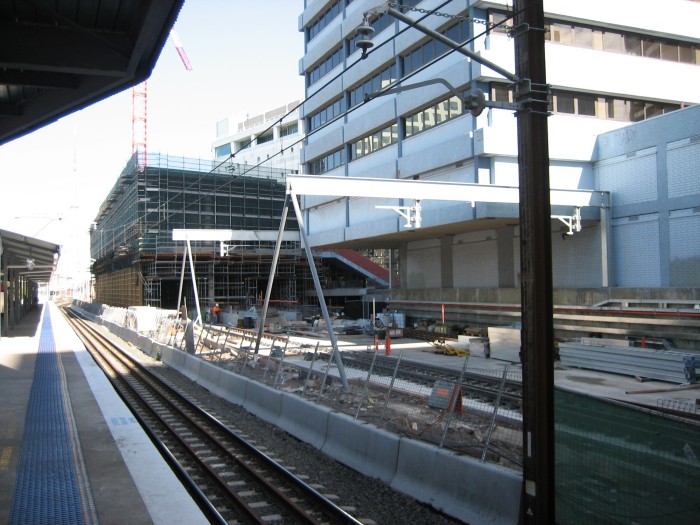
[297,0,700,321]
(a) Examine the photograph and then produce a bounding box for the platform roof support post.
[600,192,613,288]
[185,239,203,325]
[255,194,291,355]
[176,243,187,317]
[289,190,350,393]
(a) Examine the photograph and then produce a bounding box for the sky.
[0,1,305,283]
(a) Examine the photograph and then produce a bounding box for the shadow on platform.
[1,304,44,338]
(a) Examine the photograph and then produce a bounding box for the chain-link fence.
[556,389,700,525]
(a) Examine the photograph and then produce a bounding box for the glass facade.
[404,96,464,138]
[308,97,346,132]
[350,123,398,160]
[402,16,472,75]
[308,149,344,175]
[492,84,683,122]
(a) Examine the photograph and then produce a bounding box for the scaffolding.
[93,266,142,307]
[90,153,314,310]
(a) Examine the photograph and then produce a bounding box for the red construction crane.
[132,29,192,169]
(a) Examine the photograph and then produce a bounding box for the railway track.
[340,351,523,412]
[62,308,364,525]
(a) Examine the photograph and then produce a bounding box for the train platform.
[2,301,697,525]
[0,302,207,525]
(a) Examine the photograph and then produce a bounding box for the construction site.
[89,153,391,319]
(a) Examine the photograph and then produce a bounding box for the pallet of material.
[559,341,698,384]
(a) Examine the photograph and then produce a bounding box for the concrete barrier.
[216,372,250,405]
[162,345,185,369]
[151,341,169,360]
[181,352,204,380]
[164,350,202,383]
[321,412,400,485]
[391,438,521,525]
[243,380,283,422]
[198,360,223,392]
[78,302,523,525]
[276,395,330,450]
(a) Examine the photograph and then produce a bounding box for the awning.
[0,229,60,284]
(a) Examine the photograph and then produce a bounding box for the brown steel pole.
[512,1,555,523]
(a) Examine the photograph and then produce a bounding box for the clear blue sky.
[0,0,304,281]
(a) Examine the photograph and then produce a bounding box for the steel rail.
[62,307,364,525]
[341,351,523,411]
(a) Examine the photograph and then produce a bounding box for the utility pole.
[513,1,555,523]
[357,1,556,522]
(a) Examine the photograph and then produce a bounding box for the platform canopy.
[0,229,60,283]
[0,0,186,146]
[286,174,606,207]
[172,229,300,242]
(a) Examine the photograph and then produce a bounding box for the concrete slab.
[276,394,330,449]
[391,437,521,525]
[487,326,521,363]
[321,411,400,485]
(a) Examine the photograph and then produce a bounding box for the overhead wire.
[131,1,521,237]
[138,0,454,236]
[206,0,455,175]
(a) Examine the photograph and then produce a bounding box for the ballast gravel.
[120,342,468,525]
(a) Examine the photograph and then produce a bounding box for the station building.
[0,229,60,335]
[297,0,700,322]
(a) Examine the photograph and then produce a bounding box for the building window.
[257,132,273,145]
[280,122,298,137]
[554,92,575,114]
[577,94,597,116]
[308,149,345,175]
[307,0,342,43]
[402,15,471,75]
[536,15,699,65]
[490,9,699,65]
[404,96,464,138]
[235,140,250,152]
[214,143,231,158]
[307,45,344,87]
[350,123,398,160]
[487,12,511,34]
[348,63,398,107]
[492,83,683,121]
[308,97,346,132]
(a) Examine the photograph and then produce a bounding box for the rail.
[62,307,364,525]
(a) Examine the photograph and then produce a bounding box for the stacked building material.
[559,341,698,384]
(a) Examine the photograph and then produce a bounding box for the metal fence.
[72,301,700,524]
[555,389,700,525]
[170,318,525,469]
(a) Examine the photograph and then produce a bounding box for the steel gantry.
[259,175,609,395]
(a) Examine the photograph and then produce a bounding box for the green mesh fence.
[555,388,700,525]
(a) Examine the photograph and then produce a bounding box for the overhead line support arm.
[365,5,520,84]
